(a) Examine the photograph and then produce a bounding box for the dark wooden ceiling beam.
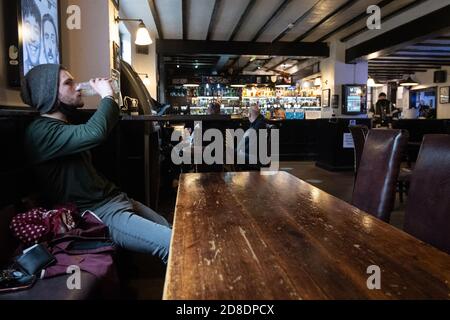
[370,59,450,64]
[182,0,188,40]
[148,0,163,39]
[413,43,450,48]
[369,66,433,70]
[206,0,222,41]
[315,0,395,42]
[251,0,292,42]
[229,0,256,41]
[368,73,409,76]
[241,59,256,71]
[346,5,450,63]
[398,48,450,53]
[370,61,450,66]
[156,39,329,56]
[389,54,450,59]
[164,62,216,66]
[213,56,231,73]
[368,64,442,69]
[164,57,219,62]
[227,57,241,69]
[272,0,325,43]
[267,58,292,71]
[369,69,427,73]
[341,0,428,42]
[294,0,358,42]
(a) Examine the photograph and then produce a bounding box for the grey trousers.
[93,193,172,264]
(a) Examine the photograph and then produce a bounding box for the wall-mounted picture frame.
[332,94,339,109]
[322,89,331,108]
[113,41,121,71]
[439,86,449,104]
[19,0,61,77]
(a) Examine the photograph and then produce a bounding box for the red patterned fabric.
[10,204,80,246]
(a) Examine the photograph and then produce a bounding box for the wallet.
[15,244,56,276]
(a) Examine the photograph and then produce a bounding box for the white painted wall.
[119,0,158,98]
[130,35,158,99]
[60,0,117,108]
[320,41,368,118]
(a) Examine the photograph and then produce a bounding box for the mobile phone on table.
[0,270,36,294]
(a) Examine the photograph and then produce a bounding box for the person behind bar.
[236,104,267,168]
[371,92,392,127]
[21,64,171,264]
[207,101,221,115]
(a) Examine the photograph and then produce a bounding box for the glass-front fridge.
[342,85,367,115]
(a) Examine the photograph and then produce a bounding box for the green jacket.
[24,98,121,212]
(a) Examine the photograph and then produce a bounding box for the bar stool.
[352,129,409,222]
[404,135,450,254]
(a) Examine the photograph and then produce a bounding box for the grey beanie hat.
[21,64,62,114]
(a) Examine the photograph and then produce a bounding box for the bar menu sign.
[343,133,355,149]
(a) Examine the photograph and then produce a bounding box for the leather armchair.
[404,135,450,254]
[352,129,408,222]
[349,125,369,177]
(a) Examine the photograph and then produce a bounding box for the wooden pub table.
[163,172,450,300]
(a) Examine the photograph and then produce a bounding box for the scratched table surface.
[163,172,450,300]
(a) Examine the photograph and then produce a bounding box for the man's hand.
[89,78,114,99]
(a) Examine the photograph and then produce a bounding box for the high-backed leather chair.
[404,135,450,254]
[352,129,408,222]
[349,125,369,176]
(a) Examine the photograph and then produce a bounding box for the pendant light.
[400,75,419,87]
[367,76,383,87]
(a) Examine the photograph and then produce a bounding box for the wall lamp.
[115,17,153,45]
[137,73,151,86]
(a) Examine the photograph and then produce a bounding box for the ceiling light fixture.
[400,75,419,87]
[367,76,383,88]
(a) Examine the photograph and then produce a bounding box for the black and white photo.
[21,0,59,75]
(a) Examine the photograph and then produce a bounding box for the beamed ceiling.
[121,0,450,78]
[369,33,450,82]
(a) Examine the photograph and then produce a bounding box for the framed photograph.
[110,68,121,105]
[20,0,61,76]
[332,94,339,109]
[322,89,331,108]
[113,41,121,71]
[439,86,449,104]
